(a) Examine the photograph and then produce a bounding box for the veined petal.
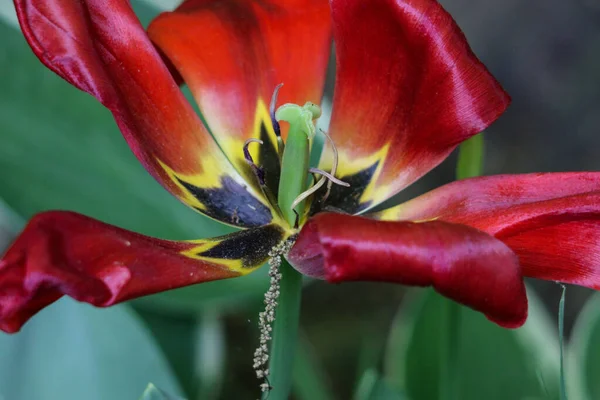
[318,0,509,214]
[288,213,527,328]
[0,211,286,333]
[148,0,332,193]
[15,0,275,228]
[375,173,600,288]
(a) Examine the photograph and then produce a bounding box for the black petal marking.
[236,122,281,204]
[198,224,285,269]
[258,122,281,197]
[309,161,379,215]
[177,176,273,228]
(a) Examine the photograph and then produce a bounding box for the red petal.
[15,0,273,228]
[321,0,509,213]
[147,0,331,187]
[0,211,285,333]
[288,213,527,328]
[376,173,600,288]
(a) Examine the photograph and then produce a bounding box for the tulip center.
[275,100,321,227]
[244,85,349,230]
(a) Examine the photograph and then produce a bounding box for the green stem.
[438,133,485,400]
[438,295,461,400]
[265,102,319,399]
[265,259,303,400]
[456,133,484,180]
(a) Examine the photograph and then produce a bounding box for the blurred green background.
[1,0,599,399]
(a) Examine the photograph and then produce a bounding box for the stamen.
[287,129,348,213]
[320,129,341,202]
[246,138,264,147]
[293,209,300,230]
[244,138,266,186]
[308,168,350,187]
[289,168,350,211]
[269,83,285,159]
[253,239,295,397]
[290,178,326,212]
[269,84,284,137]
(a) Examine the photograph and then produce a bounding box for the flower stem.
[438,133,485,400]
[265,258,303,400]
[439,295,461,400]
[456,133,484,180]
[262,102,319,399]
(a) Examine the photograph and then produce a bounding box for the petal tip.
[287,220,326,279]
[486,300,528,329]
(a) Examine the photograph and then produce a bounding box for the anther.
[244,138,266,186]
[269,83,285,159]
[320,129,341,202]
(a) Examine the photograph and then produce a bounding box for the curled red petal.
[0,211,285,333]
[15,0,271,228]
[289,213,527,328]
[376,173,600,288]
[320,0,509,214]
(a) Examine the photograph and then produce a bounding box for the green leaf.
[134,269,270,314]
[139,384,185,400]
[0,197,23,249]
[131,0,161,27]
[567,292,600,400]
[0,299,182,400]
[0,10,272,313]
[354,369,406,400]
[135,310,198,399]
[135,309,226,400]
[292,334,335,400]
[0,9,229,240]
[193,312,226,400]
[558,285,567,400]
[385,288,560,400]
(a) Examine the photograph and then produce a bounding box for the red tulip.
[2,0,598,333]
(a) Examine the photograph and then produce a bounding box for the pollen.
[253,239,295,395]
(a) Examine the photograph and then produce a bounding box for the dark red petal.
[321,0,509,214]
[288,213,527,328]
[15,0,273,228]
[148,0,331,189]
[0,211,285,333]
[375,173,600,288]
[502,221,600,289]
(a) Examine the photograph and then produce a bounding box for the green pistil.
[276,102,321,227]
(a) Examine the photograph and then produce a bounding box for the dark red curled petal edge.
[288,213,528,328]
[0,211,284,333]
[375,173,600,289]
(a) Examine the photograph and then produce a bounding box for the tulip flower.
[3,0,600,350]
